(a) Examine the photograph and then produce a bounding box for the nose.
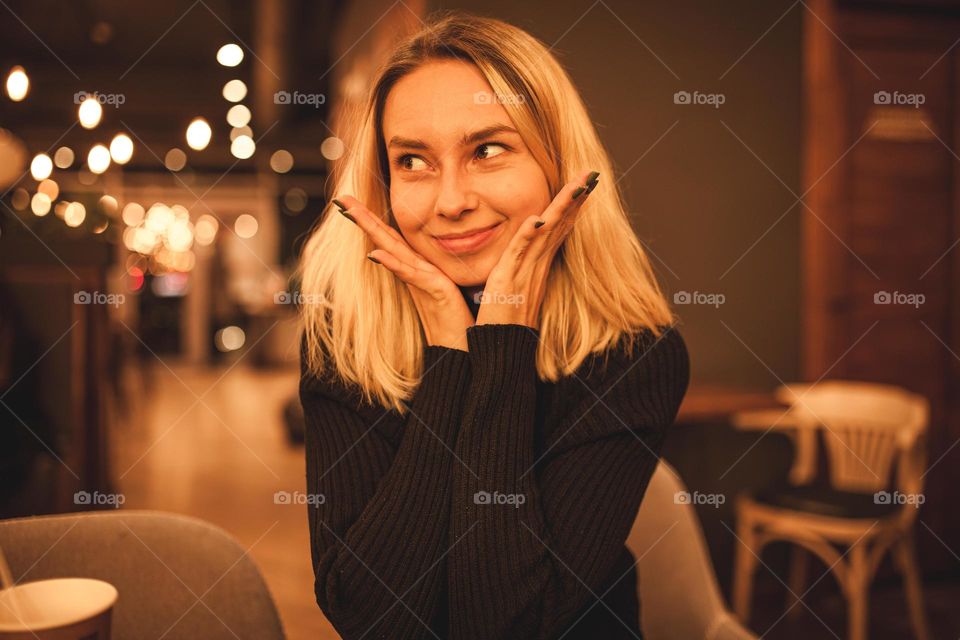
[434,168,477,221]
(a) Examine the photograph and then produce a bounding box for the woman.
[296,11,690,640]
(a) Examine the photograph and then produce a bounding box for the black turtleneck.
[300,317,690,639]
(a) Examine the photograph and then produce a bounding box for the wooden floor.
[113,357,337,640]
[112,358,960,640]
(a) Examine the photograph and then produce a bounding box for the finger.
[500,215,547,267]
[536,169,600,230]
[335,196,430,269]
[367,249,447,298]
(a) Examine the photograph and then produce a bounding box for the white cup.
[0,578,117,639]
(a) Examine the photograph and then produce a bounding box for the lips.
[432,222,501,240]
[430,221,503,255]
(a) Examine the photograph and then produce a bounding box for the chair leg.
[732,520,760,625]
[846,543,869,640]
[784,545,809,620]
[894,535,931,640]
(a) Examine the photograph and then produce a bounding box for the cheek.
[390,184,434,234]
[476,172,550,224]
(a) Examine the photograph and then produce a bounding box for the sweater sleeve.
[300,336,472,640]
[447,323,690,640]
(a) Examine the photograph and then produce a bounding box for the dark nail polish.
[332,199,349,212]
[586,179,599,194]
[585,171,600,184]
[367,254,381,264]
[571,186,586,200]
[534,220,545,228]
[341,211,356,224]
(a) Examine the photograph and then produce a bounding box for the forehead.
[382,59,514,142]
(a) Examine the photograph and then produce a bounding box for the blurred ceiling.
[0,0,346,172]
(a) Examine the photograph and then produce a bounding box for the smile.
[431,222,503,255]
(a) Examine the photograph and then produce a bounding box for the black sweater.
[299,322,690,639]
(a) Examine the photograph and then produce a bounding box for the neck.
[458,284,485,320]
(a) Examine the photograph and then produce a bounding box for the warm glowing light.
[321,136,345,160]
[283,188,307,213]
[215,326,245,351]
[195,214,218,245]
[229,126,252,141]
[30,153,52,180]
[122,202,145,226]
[145,204,174,233]
[99,195,118,216]
[165,148,187,171]
[109,133,133,164]
[64,202,86,227]
[226,104,251,128]
[186,118,212,151]
[216,44,244,67]
[128,266,145,291]
[31,193,51,216]
[5,66,29,101]
[11,189,29,210]
[37,179,58,200]
[87,144,111,174]
[222,79,247,102]
[78,96,103,129]
[164,219,194,252]
[54,146,74,169]
[230,135,255,159]
[234,214,258,238]
[270,150,293,173]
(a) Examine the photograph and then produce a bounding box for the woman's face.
[382,59,551,286]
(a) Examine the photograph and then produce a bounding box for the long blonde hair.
[295,11,676,413]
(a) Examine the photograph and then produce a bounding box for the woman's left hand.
[476,169,600,328]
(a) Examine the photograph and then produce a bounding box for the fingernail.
[534,219,546,228]
[585,171,600,185]
[341,211,356,224]
[586,179,599,194]
[367,254,381,264]
[571,186,586,200]
[332,199,349,212]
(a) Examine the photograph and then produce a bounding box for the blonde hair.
[295,11,676,413]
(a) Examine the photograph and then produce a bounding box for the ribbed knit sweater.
[299,321,690,640]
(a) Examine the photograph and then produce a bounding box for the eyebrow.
[387,124,519,151]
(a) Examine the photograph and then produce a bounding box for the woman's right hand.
[333,196,475,352]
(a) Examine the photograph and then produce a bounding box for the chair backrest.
[0,510,285,640]
[777,381,929,494]
[628,461,756,640]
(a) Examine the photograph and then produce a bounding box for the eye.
[396,155,429,171]
[475,143,508,161]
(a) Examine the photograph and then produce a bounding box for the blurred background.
[0,0,958,638]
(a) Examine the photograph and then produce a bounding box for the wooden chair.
[729,381,930,640]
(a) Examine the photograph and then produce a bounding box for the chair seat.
[751,483,900,520]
